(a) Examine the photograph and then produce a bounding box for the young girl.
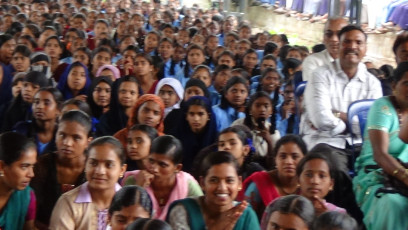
[169,96,218,172]
[143,31,160,57]
[216,126,264,180]
[126,124,159,171]
[87,76,113,120]
[232,91,281,162]
[57,61,91,100]
[191,65,213,89]
[260,195,315,230]
[241,49,259,78]
[123,135,203,220]
[282,57,302,82]
[164,78,211,133]
[96,64,121,81]
[90,47,112,78]
[134,53,157,94]
[126,218,172,230]
[167,151,260,230]
[204,34,219,60]
[11,44,31,73]
[175,44,206,87]
[31,110,93,228]
[96,76,139,136]
[14,87,63,156]
[238,135,307,219]
[212,76,249,132]
[255,68,282,106]
[49,136,127,229]
[2,71,50,132]
[176,28,190,47]
[43,35,63,74]
[157,38,180,79]
[107,185,153,230]
[297,146,346,216]
[114,94,165,150]
[0,132,37,230]
[155,78,184,117]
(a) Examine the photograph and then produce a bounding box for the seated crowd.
[0,0,408,229]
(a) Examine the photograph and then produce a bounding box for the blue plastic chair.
[347,99,375,176]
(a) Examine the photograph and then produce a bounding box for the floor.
[189,0,398,68]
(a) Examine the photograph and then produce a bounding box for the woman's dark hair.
[242,48,257,60]
[218,126,253,152]
[261,54,277,66]
[92,46,112,59]
[273,134,307,158]
[296,144,337,178]
[35,87,64,111]
[150,135,183,164]
[74,46,92,61]
[244,91,276,134]
[88,136,126,165]
[6,22,24,36]
[212,64,231,80]
[0,34,14,48]
[98,38,117,53]
[0,132,36,165]
[200,151,240,177]
[185,96,211,117]
[62,98,93,118]
[392,61,408,83]
[282,58,302,81]
[263,42,278,56]
[126,218,172,230]
[379,64,394,79]
[261,195,315,229]
[392,31,408,55]
[109,185,153,216]
[220,76,248,109]
[129,124,159,143]
[218,50,235,62]
[13,44,31,57]
[95,19,110,28]
[19,35,38,49]
[59,110,93,137]
[135,52,153,66]
[183,44,205,79]
[312,211,358,230]
[44,35,63,49]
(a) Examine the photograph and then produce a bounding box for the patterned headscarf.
[128,94,165,134]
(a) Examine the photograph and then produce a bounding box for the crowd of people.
[251,0,408,33]
[0,0,408,229]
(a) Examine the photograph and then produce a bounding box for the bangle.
[393,168,400,176]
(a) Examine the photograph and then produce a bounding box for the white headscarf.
[155,78,184,117]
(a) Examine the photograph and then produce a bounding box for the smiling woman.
[167,151,260,230]
[49,136,126,229]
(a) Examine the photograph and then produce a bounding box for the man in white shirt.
[302,18,348,82]
[301,25,383,150]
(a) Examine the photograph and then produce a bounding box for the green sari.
[353,97,408,230]
[167,197,260,230]
[0,186,32,230]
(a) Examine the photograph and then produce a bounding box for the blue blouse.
[212,104,245,132]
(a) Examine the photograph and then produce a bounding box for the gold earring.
[0,171,4,177]
[120,173,124,178]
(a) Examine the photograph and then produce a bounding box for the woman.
[96,64,121,81]
[134,53,157,94]
[155,78,184,117]
[2,71,50,132]
[96,76,139,136]
[232,91,281,166]
[31,110,93,229]
[0,132,37,230]
[212,76,249,132]
[14,87,63,155]
[164,78,210,133]
[107,185,153,230]
[43,35,63,74]
[11,45,31,74]
[49,136,127,229]
[353,61,408,229]
[260,195,315,230]
[167,151,260,230]
[114,94,165,151]
[57,61,92,100]
[169,96,218,172]
[126,124,159,171]
[87,76,113,120]
[238,135,307,219]
[123,135,203,220]
[175,44,207,87]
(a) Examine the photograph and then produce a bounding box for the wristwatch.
[333,112,341,118]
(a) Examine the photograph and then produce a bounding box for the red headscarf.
[128,94,165,134]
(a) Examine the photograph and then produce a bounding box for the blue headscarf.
[57,61,91,100]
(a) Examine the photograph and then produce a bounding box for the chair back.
[347,99,375,138]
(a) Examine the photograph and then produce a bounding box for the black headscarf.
[87,76,113,119]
